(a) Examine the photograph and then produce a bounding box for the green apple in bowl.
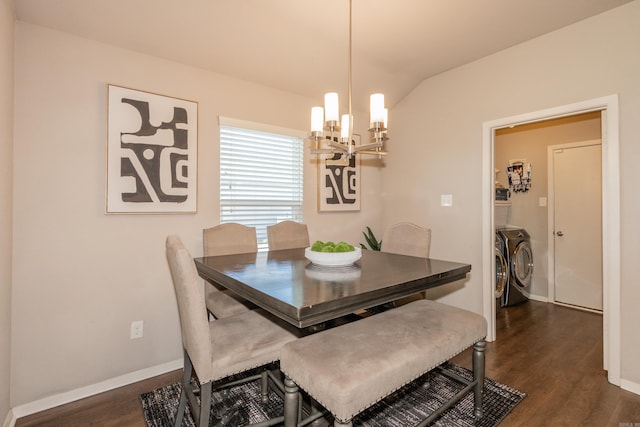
[310,240,355,253]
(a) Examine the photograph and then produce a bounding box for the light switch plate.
[441,194,453,207]
[130,320,144,339]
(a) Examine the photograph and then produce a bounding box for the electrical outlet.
[130,320,144,339]
[440,194,453,207]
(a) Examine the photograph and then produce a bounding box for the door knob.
[556,231,564,237]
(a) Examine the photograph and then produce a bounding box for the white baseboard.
[527,293,548,303]
[3,409,16,427]
[12,358,182,419]
[621,378,640,396]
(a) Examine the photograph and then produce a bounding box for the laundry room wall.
[494,111,601,299]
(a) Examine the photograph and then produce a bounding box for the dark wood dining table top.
[194,248,471,328]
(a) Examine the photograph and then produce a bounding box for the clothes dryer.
[495,233,507,301]
[497,228,533,306]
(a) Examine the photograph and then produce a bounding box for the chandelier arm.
[352,141,384,152]
[329,140,349,152]
[356,150,387,156]
[310,148,335,155]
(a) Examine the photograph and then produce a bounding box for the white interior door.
[553,143,602,311]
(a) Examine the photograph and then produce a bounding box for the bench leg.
[260,370,269,403]
[472,340,486,418]
[284,377,299,427]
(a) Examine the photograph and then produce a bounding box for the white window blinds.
[219,118,304,250]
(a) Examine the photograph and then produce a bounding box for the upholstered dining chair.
[166,235,299,427]
[266,220,310,251]
[203,223,257,319]
[382,221,431,259]
[381,222,432,308]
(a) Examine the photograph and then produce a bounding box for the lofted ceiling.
[13,0,633,112]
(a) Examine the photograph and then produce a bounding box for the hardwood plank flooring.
[15,370,181,427]
[450,300,640,427]
[16,300,640,426]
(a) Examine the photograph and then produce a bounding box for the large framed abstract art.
[106,84,198,214]
[318,135,361,212]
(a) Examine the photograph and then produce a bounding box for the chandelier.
[310,0,388,158]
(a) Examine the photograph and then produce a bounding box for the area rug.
[140,363,525,426]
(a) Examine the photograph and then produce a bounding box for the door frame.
[547,140,602,312]
[481,94,620,386]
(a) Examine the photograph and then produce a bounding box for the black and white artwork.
[507,161,531,193]
[318,135,361,212]
[106,85,198,213]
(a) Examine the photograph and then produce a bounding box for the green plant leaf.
[361,226,382,251]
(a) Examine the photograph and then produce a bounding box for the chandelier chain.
[348,0,352,127]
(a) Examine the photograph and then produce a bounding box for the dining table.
[194,248,471,329]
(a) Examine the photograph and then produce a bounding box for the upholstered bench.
[280,299,487,427]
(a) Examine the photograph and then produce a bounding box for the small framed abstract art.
[318,135,361,212]
[106,84,198,214]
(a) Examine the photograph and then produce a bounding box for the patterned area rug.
[140,364,525,426]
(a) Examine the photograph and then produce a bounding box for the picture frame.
[106,84,198,214]
[507,159,531,193]
[318,134,361,212]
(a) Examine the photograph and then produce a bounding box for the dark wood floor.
[16,300,640,426]
[451,301,640,426]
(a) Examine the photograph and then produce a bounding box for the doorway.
[494,113,602,311]
[481,94,620,387]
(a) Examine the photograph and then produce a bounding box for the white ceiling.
[13,0,633,111]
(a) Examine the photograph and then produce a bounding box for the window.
[219,117,304,250]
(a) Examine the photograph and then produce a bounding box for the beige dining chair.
[203,223,257,319]
[166,235,298,427]
[382,222,432,308]
[382,221,431,258]
[267,220,310,251]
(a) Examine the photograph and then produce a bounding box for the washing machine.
[496,228,533,306]
[494,234,507,305]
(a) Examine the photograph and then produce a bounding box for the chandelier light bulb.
[370,93,385,125]
[324,93,340,123]
[341,114,352,140]
[311,107,324,133]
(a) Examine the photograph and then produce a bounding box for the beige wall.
[385,0,640,386]
[1,0,14,423]
[11,22,382,406]
[495,112,602,298]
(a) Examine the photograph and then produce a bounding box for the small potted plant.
[360,226,382,251]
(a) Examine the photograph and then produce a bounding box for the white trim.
[621,379,640,396]
[546,140,602,308]
[218,116,307,139]
[11,358,182,418]
[2,410,16,427]
[482,94,620,386]
[600,105,620,377]
[527,293,549,303]
[482,120,495,341]
[553,301,603,315]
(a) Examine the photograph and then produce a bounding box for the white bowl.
[304,247,362,267]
